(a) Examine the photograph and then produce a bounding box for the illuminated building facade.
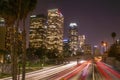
[93,45,100,56]
[0,17,6,63]
[78,35,85,48]
[69,23,78,55]
[82,44,92,55]
[46,9,64,52]
[29,14,47,48]
[63,39,69,50]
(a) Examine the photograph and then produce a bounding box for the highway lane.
[66,61,120,80]
[2,61,77,80]
[68,62,103,80]
[57,61,89,80]
[69,62,91,80]
[40,60,91,80]
[25,61,77,80]
[2,61,120,80]
[96,62,120,80]
[39,64,80,80]
[94,64,105,80]
[84,64,93,80]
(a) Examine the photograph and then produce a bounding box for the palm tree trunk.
[22,19,26,80]
[10,17,19,80]
[11,25,18,80]
[113,38,115,43]
[5,16,18,80]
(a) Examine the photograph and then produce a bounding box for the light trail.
[58,61,91,80]
[40,64,80,80]
[2,61,77,80]
[78,63,91,80]
[96,62,113,80]
[97,62,120,79]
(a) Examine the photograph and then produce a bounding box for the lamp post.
[101,41,108,54]
[101,41,109,62]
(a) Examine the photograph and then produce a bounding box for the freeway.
[1,60,120,80]
[40,60,91,80]
[96,62,120,80]
[1,61,77,80]
[42,60,120,80]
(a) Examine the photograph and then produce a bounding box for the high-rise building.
[46,9,64,52]
[78,35,85,48]
[63,39,70,56]
[29,14,47,48]
[82,44,92,55]
[93,45,100,56]
[69,23,78,55]
[0,17,6,62]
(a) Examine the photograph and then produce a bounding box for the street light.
[101,41,108,54]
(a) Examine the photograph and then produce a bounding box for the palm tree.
[111,32,116,43]
[0,1,37,80]
[0,0,19,80]
[19,0,37,80]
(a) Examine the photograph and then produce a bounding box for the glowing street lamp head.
[103,43,107,47]
[69,23,77,27]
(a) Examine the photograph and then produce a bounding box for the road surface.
[1,61,120,80]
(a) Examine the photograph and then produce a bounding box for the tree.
[19,0,37,80]
[108,43,120,61]
[0,0,19,80]
[111,32,116,43]
[0,0,37,80]
[0,49,9,63]
[48,48,59,59]
[63,42,71,57]
[26,48,36,61]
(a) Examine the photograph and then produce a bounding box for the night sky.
[32,0,120,46]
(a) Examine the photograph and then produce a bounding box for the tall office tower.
[0,17,6,62]
[29,14,47,48]
[78,35,85,48]
[93,45,100,56]
[47,9,64,52]
[82,44,92,55]
[63,39,69,50]
[69,23,78,55]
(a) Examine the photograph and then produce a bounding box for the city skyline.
[33,0,120,46]
[29,9,64,52]
[0,1,120,79]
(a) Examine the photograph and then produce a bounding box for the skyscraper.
[47,9,64,52]
[82,44,92,55]
[69,23,78,55]
[29,14,47,48]
[78,35,85,48]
